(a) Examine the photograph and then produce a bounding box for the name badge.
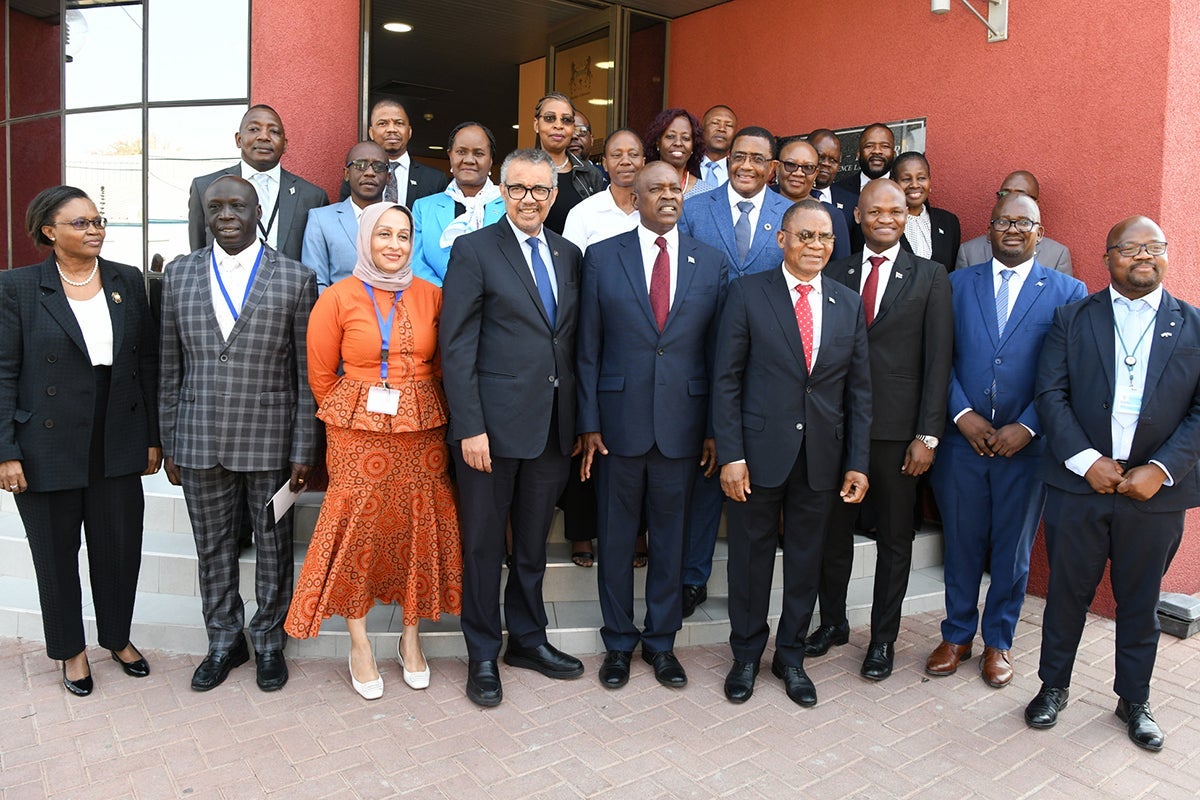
[1114,384,1143,417]
[367,386,401,416]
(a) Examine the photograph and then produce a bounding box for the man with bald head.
[576,161,729,689]
[956,171,1073,274]
[926,193,1085,690]
[302,141,388,291]
[774,137,851,261]
[809,179,952,680]
[1024,217,1200,752]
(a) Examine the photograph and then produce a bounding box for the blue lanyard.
[211,247,263,321]
[362,280,402,385]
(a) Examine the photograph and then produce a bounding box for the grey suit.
[956,233,1073,275]
[159,244,318,651]
[188,164,330,262]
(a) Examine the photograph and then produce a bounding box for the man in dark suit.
[835,123,896,198]
[161,176,318,693]
[1024,217,1200,752]
[301,141,387,291]
[714,199,872,706]
[926,193,1086,688]
[808,128,858,235]
[807,180,953,680]
[773,137,851,262]
[187,105,329,262]
[576,162,729,689]
[678,125,792,618]
[956,171,1073,275]
[338,98,450,206]
[440,148,585,707]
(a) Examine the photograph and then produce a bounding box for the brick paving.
[2,597,1198,799]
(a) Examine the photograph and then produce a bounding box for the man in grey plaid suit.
[160,175,318,692]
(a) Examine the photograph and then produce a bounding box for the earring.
[49,237,55,242]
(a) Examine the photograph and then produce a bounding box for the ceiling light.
[428,145,444,150]
[512,124,520,130]
[587,99,612,106]
[383,22,413,33]
[595,61,614,70]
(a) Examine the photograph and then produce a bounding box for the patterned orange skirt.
[285,424,463,636]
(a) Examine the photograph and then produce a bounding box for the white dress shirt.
[66,289,114,366]
[859,242,902,321]
[637,224,680,309]
[904,207,933,260]
[992,256,1035,322]
[562,187,639,253]
[813,186,831,204]
[700,156,728,188]
[727,183,768,234]
[389,151,412,206]
[783,266,823,369]
[240,161,282,250]
[505,216,557,303]
[210,241,263,339]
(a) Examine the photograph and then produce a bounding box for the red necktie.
[795,283,814,373]
[863,254,887,326]
[650,236,670,331]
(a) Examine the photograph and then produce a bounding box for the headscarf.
[439,177,503,249]
[353,202,414,293]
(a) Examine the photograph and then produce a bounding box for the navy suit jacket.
[824,182,858,238]
[944,260,1087,451]
[679,184,792,282]
[576,229,729,459]
[714,269,872,490]
[300,197,359,291]
[768,186,850,262]
[1035,288,1200,512]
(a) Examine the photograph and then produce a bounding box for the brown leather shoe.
[980,646,1013,688]
[925,641,973,676]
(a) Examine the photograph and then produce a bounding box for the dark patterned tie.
[649,236,670,331]
[863,254,887,326]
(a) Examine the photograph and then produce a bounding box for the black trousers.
[727,444,836,666]
[816,439,917,642]
[1038,487,1184,704]
[17,367,144,660]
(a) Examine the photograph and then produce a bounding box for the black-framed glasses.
[778,160,818,176]
[346,159,389,173]
[53,216,107,231]
[1107,240,1168,257]
[782,228,836,245]
[989,217,1038,233]
[538,113,575,126]
[505,184,553,201]
[729,152,772,167]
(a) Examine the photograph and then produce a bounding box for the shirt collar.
[212,240,262,269]
[782,265,822,296]
[992,256,1035,280]
[390,151,412,169]
[506,215,547,248]
[1109,284,1163,312]
[862,242,903,266]
[240,161,281,185]
[727,183,767,212]
[638,224,678,251]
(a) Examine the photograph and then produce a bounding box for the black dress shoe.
[642,649,687,688]
[466,659,503,707]
[191,637,250,691]
[724,660,759,704]
[1024,685,1069,729]
[682,584,707,618]
[255,649,288,692]
[803,624,849,657]
[111,645,150,678]
[860,641,894,681]
[598,651,632,689]
[1116,699,1165,752]
[62,661,93,697]
[771,657,817,707]
[503,641,584,679]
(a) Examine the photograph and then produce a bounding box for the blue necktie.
[996,268,1015,336]
[705,161,719,185]
[527,237,557,328]
[734,201,753,264]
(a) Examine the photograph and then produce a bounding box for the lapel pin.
[111,292,122,304]
[687,256,696,264]
[553,250,559,257]
[828,296,836,304]
[1170,321,1177,326]
[836,202,844,209]
[289,186,295,195]
[938,228,945,235]
[894,271,903,279]
[764,223,772,231]
[1036,281,1045,287]
[1161,332,1173,338]
[848,268,856,275]
[410,179,417,186]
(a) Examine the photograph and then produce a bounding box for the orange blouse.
[307,275,447,432]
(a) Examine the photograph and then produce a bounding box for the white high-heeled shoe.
[349,651,383,700]
[398,636,430,690]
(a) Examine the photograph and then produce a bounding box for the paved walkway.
[2,597,1198,799]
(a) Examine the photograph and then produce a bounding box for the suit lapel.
[275,170,298,244]
[99,260,126,356]
[225,246,276,343]
[36,257,89,356]
[763,271,808,374]
[1139,292,1183,410]
[1086,293,1117,398]
[336,198,358,248]
[971,266,1001,349]
[743,194,779,267]
[811,281,847,378]
[498,224,552,329]
[548,233,572,333]
[192,248,225,340]
[618,233,658,332]
[708,192,739,264]
[999,263,1049,349]
[871,250,911,327]
[663,238,700,334]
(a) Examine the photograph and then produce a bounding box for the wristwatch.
[915,434,939,450]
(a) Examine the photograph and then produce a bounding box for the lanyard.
[362,280,402,385]
[256,196,280,242]
[1113,305,1156,387]
[211,247,263,321]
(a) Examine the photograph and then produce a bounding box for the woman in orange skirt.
[285,202,462,699]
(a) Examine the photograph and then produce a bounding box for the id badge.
[1114,383,1144,417]
[366,386,400,416]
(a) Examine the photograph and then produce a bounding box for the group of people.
[2,92,1196,756]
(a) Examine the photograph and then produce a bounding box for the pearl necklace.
[57,259,98,287]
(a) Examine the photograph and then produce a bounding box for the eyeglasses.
[989,217,1038,233]
[782,229,836,245]
[1107,240,1168,257]
[505,184,553,201]
[346,159,389,173]
[53,216,107,231]
[539,113,575,126]
[729,152,772,167]
[575,126,590,134]
[778,160,818,176]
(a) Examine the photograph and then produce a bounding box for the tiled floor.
[2,597,1198,799]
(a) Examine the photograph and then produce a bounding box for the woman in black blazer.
[0,186,161,696]
[893,151,962,272]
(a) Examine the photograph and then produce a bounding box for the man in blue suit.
[677,125,793,617]
[576,162,729,689]
[300,141,387,291]
[926,193,1086,688]
[1024,217,1200,752]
